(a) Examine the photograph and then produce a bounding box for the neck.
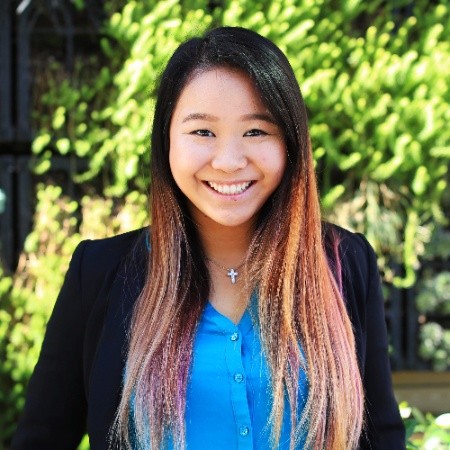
[191,215,254,321]
[198,222,253,266]
[198,222,253,322]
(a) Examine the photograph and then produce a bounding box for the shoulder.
[73,227,148,279]
[323,222,374,258]
[67,228,148,316]
[322,223,382,331]
[322,222,378,284]
[77,227,147,264]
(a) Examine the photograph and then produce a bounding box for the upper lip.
[204,180,253,184]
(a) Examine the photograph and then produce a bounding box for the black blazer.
[12,226,405,449]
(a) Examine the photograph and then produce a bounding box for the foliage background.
[0,0,449,448]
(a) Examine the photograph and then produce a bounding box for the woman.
[12,27,405,449]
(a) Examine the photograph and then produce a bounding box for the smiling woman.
[12,27,405,450]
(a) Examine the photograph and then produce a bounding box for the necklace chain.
[207,258,245,284]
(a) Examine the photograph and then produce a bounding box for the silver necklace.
[207,258,245,284]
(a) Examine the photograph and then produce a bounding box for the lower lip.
[203,182,254,199]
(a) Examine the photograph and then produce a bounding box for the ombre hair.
[113,27,364,449]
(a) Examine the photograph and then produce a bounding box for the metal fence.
[1,0,103,144]
[0,0,102,266]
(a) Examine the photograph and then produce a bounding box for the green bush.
[31,0,450,288]
[413,227,450,372]
[2,0,449,448]
[416,270,450,371]
[401,402,450,449]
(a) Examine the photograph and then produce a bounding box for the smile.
[207,181,252,195]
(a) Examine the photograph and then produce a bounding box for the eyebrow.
[182,113,218,123]
[240,113,277,124]
[181,112,277,124]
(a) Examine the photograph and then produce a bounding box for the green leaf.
[339,152,362,170]
[52,106,66,130]
[412,166,430,196]
[33,156,51,175]
[430,147,450,158]
[56,138,70,155]
[322,184,346,209]
[32,134,51,154]
[74,140,90,157]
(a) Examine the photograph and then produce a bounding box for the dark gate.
[0,0,102,269]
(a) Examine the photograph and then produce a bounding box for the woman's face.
[169,67,286,233]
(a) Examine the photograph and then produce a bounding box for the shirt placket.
[225,329,254,450]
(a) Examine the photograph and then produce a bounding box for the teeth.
[207,181,251,195]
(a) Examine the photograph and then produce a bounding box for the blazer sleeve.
[11,241,90,450]
[356,234,406,449]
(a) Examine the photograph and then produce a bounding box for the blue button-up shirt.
[131,302,308,449]
[185,302,308,449]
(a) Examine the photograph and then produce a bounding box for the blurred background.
[0,0,449,448]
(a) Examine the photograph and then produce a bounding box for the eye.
[191,129,215,137]
[244,129,268,137]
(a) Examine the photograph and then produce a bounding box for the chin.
[211,215,256,229]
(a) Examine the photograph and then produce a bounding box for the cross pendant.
[227,269,238,284]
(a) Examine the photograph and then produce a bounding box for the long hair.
[113,27,364,449]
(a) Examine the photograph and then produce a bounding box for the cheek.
[169,138,205,189]
[267,144,287,182]
[168,129,176,173]
[168,146,178,181]
[170,134,211,168]
[276,147,287,167]
[168,138,186,188]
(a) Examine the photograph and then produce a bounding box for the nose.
[210,138,247,173]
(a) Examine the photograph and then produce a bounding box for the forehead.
[173,67,268,116]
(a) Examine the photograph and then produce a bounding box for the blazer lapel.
[87,233,148,449]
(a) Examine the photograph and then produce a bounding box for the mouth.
[206,181,253,195]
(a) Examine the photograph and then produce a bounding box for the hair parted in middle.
[113,26,364,450]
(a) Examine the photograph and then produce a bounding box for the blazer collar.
[87,230,148,449]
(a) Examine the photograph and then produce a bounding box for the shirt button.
[234,373,244,383]
[230,332,239,341]
[239,425,249,436]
